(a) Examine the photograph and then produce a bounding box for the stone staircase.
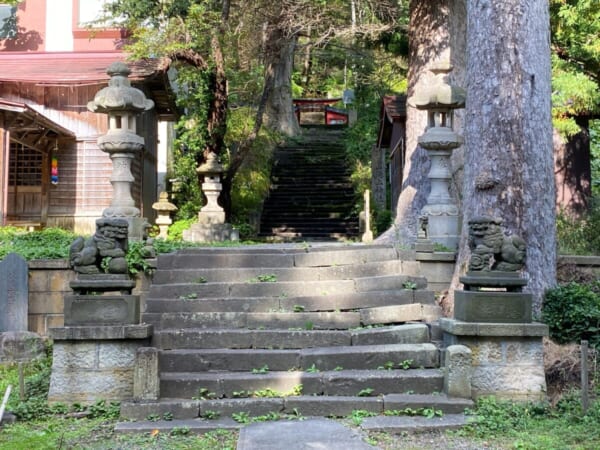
[259,127,359,241]
[116,244,473,435]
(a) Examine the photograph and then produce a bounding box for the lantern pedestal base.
[183,223,238,243]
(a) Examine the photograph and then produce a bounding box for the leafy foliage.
[0,227,77,261]
[463,397,549,439]
[556,201,600,255]
[552,56,600,137]
[6,354,52,421]
[458,395,600,449]
[543,282,600,348]
[550,0,600,138]
[226,107,279,229]
[591,120,600,196]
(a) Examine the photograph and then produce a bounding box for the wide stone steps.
[159,344,439,373]
[114,414,470,436]
[153,324,431,350]
[145,289,432,314]
[159,367,442,400]
[160,366,443,399]
[119,392,471,422]
[143,302,441,330]
[261,128,357,241]
[154,244,399,269]
[116,244,473,435]
[150,259,412,284]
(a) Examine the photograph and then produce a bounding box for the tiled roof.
[0,51,169,84]
[382,94,407,121]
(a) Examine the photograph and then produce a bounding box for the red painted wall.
[0,0,122,52]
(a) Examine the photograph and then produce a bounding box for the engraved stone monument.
[0,253,28,332]
[0,253,45,362]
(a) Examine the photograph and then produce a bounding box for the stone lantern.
[152,191,177,239]
[87,61,154,240]
[412,61,465,250]
[183,152,237,242]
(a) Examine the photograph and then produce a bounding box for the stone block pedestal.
[48,324,152,404]
[183,223,238,242]
[64,295,140,326]
[454,291,532,323]
[440,318,548,401]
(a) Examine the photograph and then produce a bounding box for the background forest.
[102,0,599,250]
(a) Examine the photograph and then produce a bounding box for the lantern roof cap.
[152,191,178,212]
[197,152,224,174]
[88,61,154,114]
[412,60,466,110]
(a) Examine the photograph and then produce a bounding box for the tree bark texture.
[455,0,556,314]
[379,0,467,247]
[553,118,591,216]
[264,27,301,137]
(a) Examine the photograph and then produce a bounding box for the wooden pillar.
[40,148,50,227]
[0,113,9,226]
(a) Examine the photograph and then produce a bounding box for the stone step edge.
[152,323,431,349]
[359,413,470,433]
[120,394,472,421]
[159,342,439,362]
[114,414,471,437]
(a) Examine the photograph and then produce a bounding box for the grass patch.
[456,395,600,449]
[0,420,238,450]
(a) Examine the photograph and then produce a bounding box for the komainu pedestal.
[442,215,548,401]
[49,216,152,405]
[455,272,531,323]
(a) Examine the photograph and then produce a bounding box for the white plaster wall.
[156,121,170,197]
[45,0,73,51]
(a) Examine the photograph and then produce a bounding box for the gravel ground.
[365,430,507,450]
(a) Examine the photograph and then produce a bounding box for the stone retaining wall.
[27,259,152,336]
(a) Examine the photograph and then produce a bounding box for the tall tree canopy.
[104,0,401,220]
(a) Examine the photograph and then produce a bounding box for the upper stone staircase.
[259,127,359,241]
[116,244,473,435]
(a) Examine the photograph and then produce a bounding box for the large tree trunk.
[377,0,452,246]
[263,27,301,137]
[554,118,591,216]
[453,0,556,314]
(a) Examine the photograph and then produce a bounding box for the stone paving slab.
[237,418,379,450]
[359,414,469,433]
[114,417,240,434]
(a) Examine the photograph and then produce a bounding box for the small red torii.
[293,98,348,125]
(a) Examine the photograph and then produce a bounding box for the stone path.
[236,418,379,450]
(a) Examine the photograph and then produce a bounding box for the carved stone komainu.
[69,218,129,275]
[467,216,525,272]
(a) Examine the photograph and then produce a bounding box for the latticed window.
[9,143,42,186]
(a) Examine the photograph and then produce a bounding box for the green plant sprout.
[251,365,269,374]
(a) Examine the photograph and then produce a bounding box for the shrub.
[0,227,77,260]
[167,218,197,241]
[557,201,600,255]
[543,282,600,348]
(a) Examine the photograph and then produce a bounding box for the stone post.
[444,345,472,399]
[133,347,160,401]
[361,190,374,243]
[412,61,465,250]
[87,62,154,240]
